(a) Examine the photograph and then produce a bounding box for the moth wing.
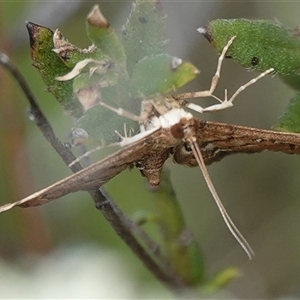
[0,138,153,213]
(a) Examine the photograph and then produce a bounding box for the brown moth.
[0,35,277,259]
[3,117,300,212]
[2,112,300,258]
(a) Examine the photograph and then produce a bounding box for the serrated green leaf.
[26,22,83,117]
[122,0,166,75]
[130,54,199,97]
[52,29,106,69]
[202,19,300,76]
[86,5,126,67]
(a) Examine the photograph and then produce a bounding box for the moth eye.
[251,56,260,66]
[170,123,184,139]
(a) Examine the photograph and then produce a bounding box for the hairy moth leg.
[176,36,236,101]
[174,35,274,113]
[202,67,274,112]
[173,35,236,112]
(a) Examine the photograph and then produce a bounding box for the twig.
[0,52,186,293]
[105,189,178,272]
[0,52,79,171]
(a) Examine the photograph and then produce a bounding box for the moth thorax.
[158,108,193,129]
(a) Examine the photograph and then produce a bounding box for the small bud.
[87,5,109,28]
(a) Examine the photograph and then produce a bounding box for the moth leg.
[98,101,142,121]
[99,99,160,127]
[69,128,161,168]
[115,127,159,147]
[69,122,150,167]
[70,98,162,161]
[202,67,274,112]
[68,141,120,167]
[172,35,236,113]
[79,98,161,149]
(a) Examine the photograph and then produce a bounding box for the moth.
[0,32,279,259]
[2,111,300,257]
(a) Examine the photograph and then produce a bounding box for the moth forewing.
[0,135,160,212]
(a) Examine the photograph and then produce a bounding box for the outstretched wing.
[173,121,300,166]
[2,120,300,212]
[0,137,155,212]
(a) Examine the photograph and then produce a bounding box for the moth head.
[168,116,199,140]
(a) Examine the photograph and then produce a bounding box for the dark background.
[0,1,299,298]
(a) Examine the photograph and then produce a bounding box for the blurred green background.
[1,1,300,298]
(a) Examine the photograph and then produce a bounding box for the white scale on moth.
[67,35,274,259]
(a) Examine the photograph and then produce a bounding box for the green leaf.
[201,267,240,294]
[201,19,300,77]
[75,103,138,145]
[201,18,300,133]
[130,54,199,97]
[86,5,126,67]
[26,22,83,117]
[73,75,139,144]
[122,0,166,75]
[52,29,106,69]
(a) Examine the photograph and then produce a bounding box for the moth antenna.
[190,140,255,259]
[227,67,274,104]
[69,142,119,167]
[98,101,142,122]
